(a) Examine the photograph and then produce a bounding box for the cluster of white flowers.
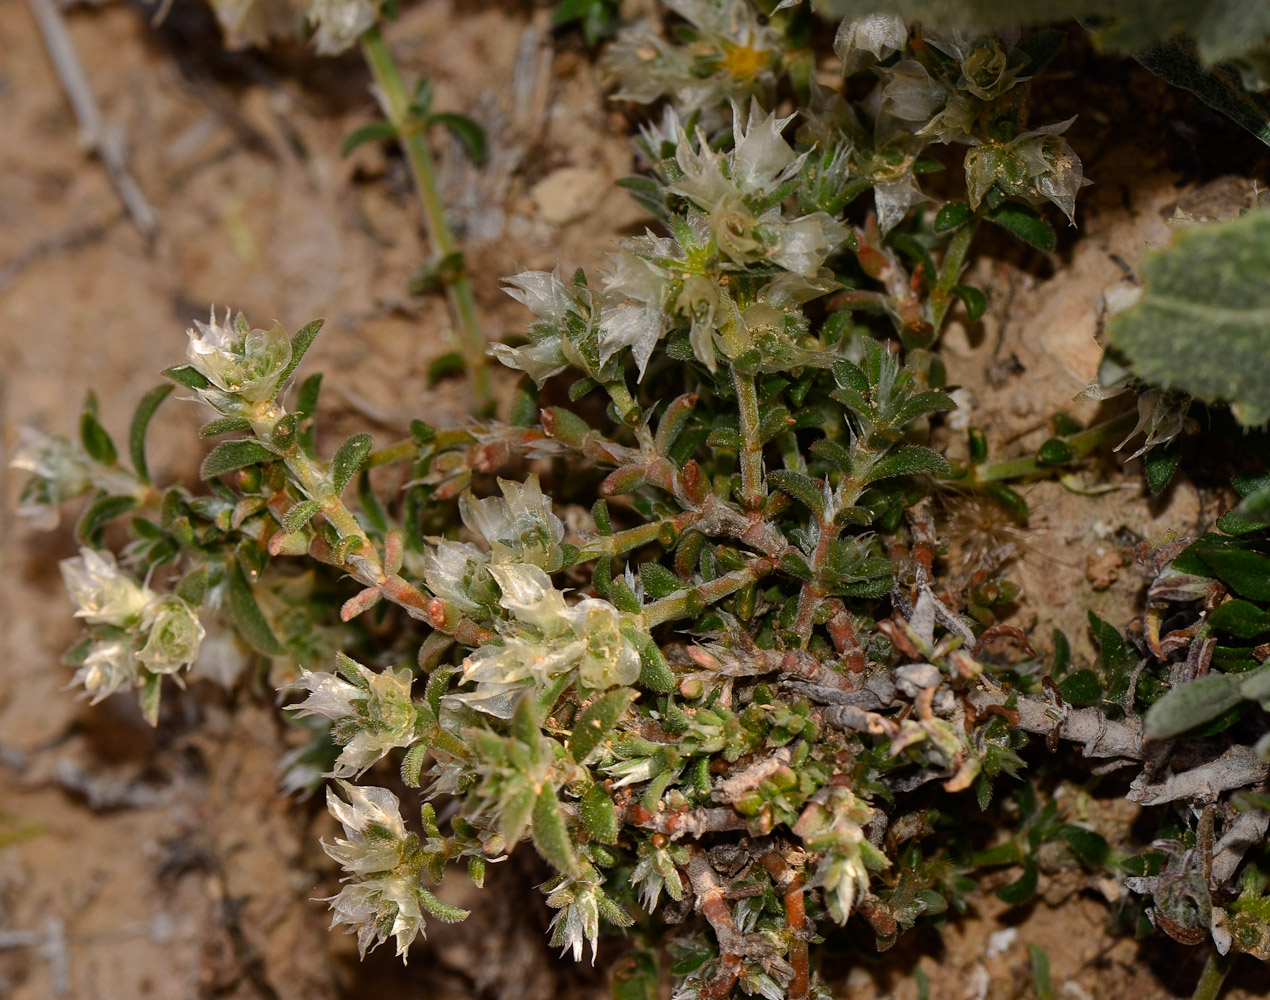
[602,0,785,127]
[499,102,846,379]
[630,839,689,912]
[321,781,429,960]
[11,428,139,530]
[185,309,293,413]
[289,655,418,778]
[59,548,204,704]
[541,873,632,965]
[448,563,642,718]
[206,0,377,53]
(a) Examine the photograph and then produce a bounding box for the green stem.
[605,380,640,425]
[732,364,765,510]
[969,410,1139,485]
[1191,951,1232,1000]
[579,519,671,560]
[642,563,773,628]
[361,27,491,412]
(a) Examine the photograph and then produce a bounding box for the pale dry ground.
[0,3,1264,998]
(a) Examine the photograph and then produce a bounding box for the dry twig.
[25,0,158,238]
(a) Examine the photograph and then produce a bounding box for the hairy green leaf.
[77,494,138,544]
[1143,670,1247,740]
[1105,210,1270,426]
[532,786,577,875]
[128,384,173,484]
[768,469,826,518]
[570,688,636,764]
[330,433,373,496]
[227,558,283,655]
[864,446,951,484]
[200,439,276,480]
[579,782,620,845]
[984,202,1056,252]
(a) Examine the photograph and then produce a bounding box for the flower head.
[138,596,206,674]
[73,640,142,704]
[289,655,418,777]
[60,548,155,628]
[306,0,377,55]
[542,873,632,964]
[186,308,292,407]
[321,781,428,960]
[10,429,94,528]
[459,475,565,571]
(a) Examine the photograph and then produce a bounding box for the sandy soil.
[0,3,1266,999]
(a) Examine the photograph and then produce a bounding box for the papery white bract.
[290,656,418,777]
[74,640,142,704]
[138,596,206,674]
[321,781,427,960]
[60,548,155,628]
[306,0,377,55]
[186,308,292,406]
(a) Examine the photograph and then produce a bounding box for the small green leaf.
[639,562,683,600]
[1207,599,1270,638]
[340,120,399,157]
[532,786,577,875]
[1143,671,1247,740]
[140,672,162,727]
[283,499,323,533]
[893,390,957,425]
[200,415,252,438]
[1056,824,1110,866]
[933,200,973,234]
[1029,944,1054,1000]
[176,566,209,606]
[163,364,211,390]
[1088,612,1128,677]
[430,112,487,164]
[330,433,373,496]
[128,384,172,484]
[1058,669,1102,706]
[636,636,675,693]
[80,409,117,466]
[1144,444,1182,495]
[418,884,471,924]
[569,689,636,764]
[427,351,467,384]
[768,469,826,518]
[1198,547,1270,601]
[227,559,283,655]
[1052,628,1071,676]
[950,284,987,322]
[76,494,138,544]
[864,446,951,484]
[996,859,1039,905]
[276,319,324,392]
[200,439,276,480]
[985,202,1056,252]
[580,782,619,845]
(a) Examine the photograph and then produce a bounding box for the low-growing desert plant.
[14,2,1270,998]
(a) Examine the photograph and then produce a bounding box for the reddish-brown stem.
[759,851,809,1000]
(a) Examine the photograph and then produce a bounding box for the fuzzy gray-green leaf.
[531,785,577,875]
[330,433,373,495]
[569,688,636,764]
[1143,671,1245,740]
[1105,210,1270,427]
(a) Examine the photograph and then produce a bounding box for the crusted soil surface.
[0,4,1266,999]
